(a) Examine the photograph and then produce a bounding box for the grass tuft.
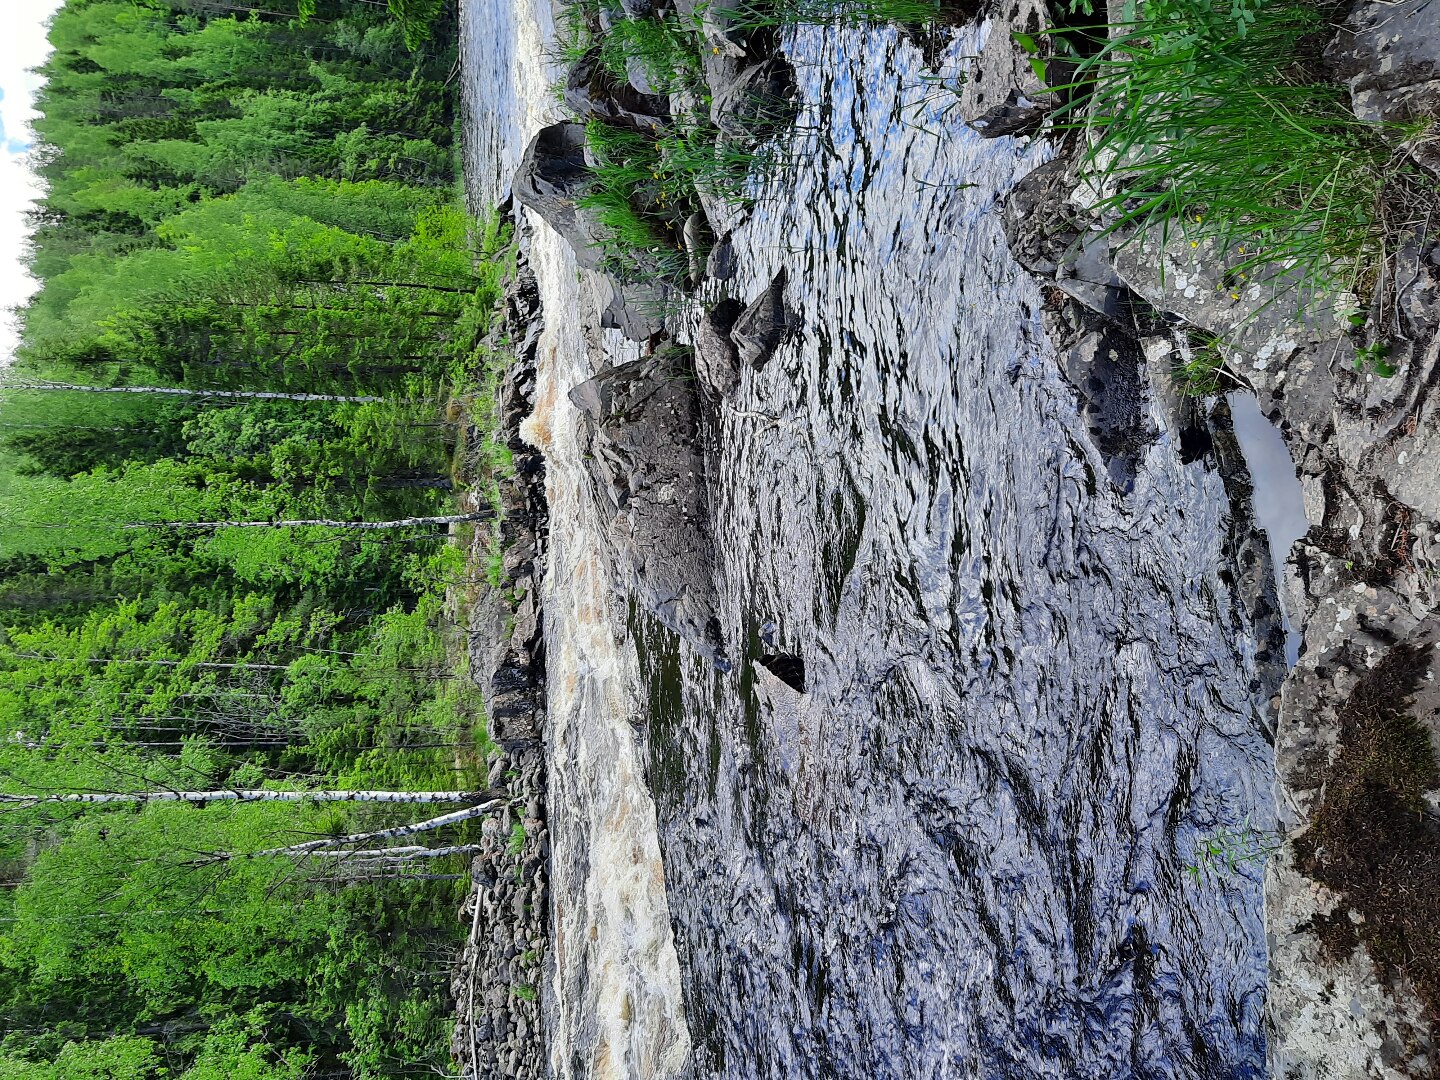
[1048,0,1435,297]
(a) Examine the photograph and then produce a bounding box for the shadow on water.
[634,20,1277,1080]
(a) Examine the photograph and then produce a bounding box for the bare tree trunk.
[242,801,503,858]
[7,380,382,404]
[7,652,289,672]
[0,789,495,808]
[127,513,488,531]
[264,844,482,860]
[122,515,489,532]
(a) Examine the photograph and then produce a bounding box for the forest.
[0,1,509,1077]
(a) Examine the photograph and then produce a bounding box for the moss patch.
[1295,642,1440,1024]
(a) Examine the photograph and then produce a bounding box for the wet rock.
[710,57,798,140]
[513,122,605,269]
[570,346,724,660]
[966,88,1050,139]
[1002,156,1083,277]
[758,652,805,693]
[1328,0,1440,173]
[693,297,744,396]
[706,233,738,281]
[730,270,792,369]
[1058,313,1155,489]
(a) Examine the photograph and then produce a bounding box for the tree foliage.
[0,2,506,1076]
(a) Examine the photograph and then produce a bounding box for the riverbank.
[970,1,1440,1073]
[449,251,554,1080]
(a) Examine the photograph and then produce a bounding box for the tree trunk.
[127,512,488,531]
[6,652,289,672]
[8,381,382,404]
[242,801,503,858]
[0,789,495,808]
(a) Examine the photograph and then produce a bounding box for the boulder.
[1328,0,1440,173]
[710,57,798,140]
[513,122,605,269]
[693,297,744,396]
[589,273,669,342]
[730,270,792,369]
[706,233,739,281]
[1002,156,1082,278]
[966,88,1050,139]
[563,49,670,134]
[569,347,725,662]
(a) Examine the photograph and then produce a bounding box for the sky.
[0,0,66,367]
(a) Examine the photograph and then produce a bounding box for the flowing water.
[462,8,1282,1079]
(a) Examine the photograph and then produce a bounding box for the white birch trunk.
[0,789,490,807]
[244,801,504,858]
[7,652,289,672]
[125,513,487,531]
[7,380,383,404]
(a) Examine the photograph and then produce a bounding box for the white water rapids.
[460,0,695,1074]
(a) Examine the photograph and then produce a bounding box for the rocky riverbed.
[977,1,1440,1073]
[455,0,1440,1073]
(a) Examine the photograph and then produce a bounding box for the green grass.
[1175,331,1239,396]
[599,13,703,92]
[1043,0,1433,298]
[577,120,693,282]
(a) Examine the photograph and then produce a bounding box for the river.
[461,5,1283,1078]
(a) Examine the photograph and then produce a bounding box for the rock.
[569,346,725,660]
[589,273,669,342]
[1105,224,1350,386]
[693,298,744,396]
[966,87,1050,139]
[1328,0,1440,173]
[1001,156,1083,278]
[563,48,670,133]
[730,270,792,369]
[682,211,710,285]
[1058,313,1155,490]
[513,122,605,269]
[758,652,805,693]
[1053,236,1129,323]
[706,233,738,281]
[1337,236,1440,522]
[954,0,1050,122]
[710,57,797,140]
[1266,845,1435,1080]
[625,55,662,97]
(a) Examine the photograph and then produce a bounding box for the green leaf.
[1028,57,1048,83]
[1012,31,1040,54]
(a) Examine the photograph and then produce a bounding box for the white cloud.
[0,0,66,369]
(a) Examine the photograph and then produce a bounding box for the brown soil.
[1295,643,1440,1031]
